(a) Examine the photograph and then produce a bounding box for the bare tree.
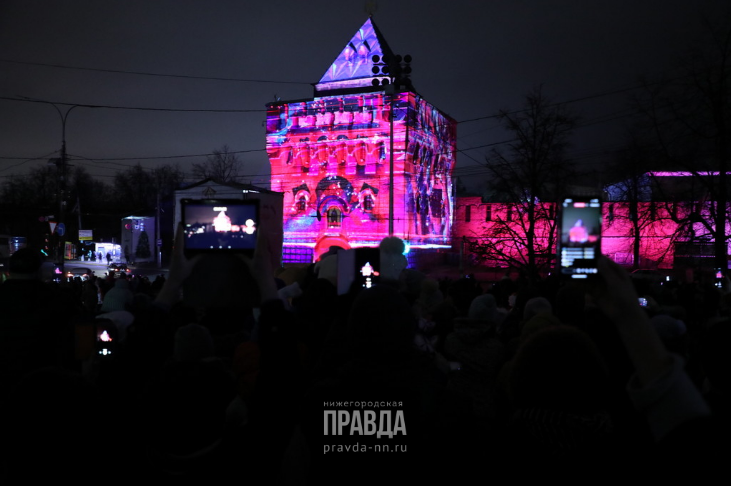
[635,14,731,271]
[192,145,242,182]
[603,136,662,269]
[112,163,184,214]
[470,86,578,282]
[113,164,156,214]
[152,164,185,197]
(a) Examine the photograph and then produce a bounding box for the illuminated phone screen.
[559,197,602,279]
[715,268,724,289]
[181,199,259,255]
[336,247,380,295]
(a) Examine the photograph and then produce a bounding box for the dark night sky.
[1,0,728,192]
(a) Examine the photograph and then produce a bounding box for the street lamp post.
[22,98,84,276]
[388,86,395,236]
[370,55,411,237]
[51,103,83,277]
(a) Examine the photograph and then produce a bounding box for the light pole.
[371,55,411,237]
[387,85,395,236]
[23,97,85,276]
[51,103,83,277]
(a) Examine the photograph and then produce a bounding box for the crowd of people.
[0,227,728,482]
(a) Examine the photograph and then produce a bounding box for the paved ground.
[63,258,508,291]
[64,260,167,280]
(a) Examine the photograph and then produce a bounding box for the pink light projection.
[455,198,731,270]
[454,200,558,269]
[266,18,457,262]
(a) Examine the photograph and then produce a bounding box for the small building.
[94,242,122,264]
[120,215,156,264]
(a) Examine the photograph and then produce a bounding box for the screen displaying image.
[336,247,380,295]
[715,268,724,289]
[182,199,259,253]
[559,197,601,278]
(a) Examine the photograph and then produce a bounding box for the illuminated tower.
[266,17,456,262]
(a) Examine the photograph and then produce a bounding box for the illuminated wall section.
[266,92,456,260]
[266,18,456,261]
[602,203,681,268]
[454,199,557,268]
[121,216,155,263]
[455,198,731,270]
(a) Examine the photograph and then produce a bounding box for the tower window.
[327,207,342,228]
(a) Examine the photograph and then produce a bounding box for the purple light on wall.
[266,91,456,261]
[267,18,456,262]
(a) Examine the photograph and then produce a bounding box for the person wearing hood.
[444,293,507,431]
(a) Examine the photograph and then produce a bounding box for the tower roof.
[315,17,397,94]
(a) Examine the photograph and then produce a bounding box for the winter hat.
[100,279,134,312]
[521,311,562,342]
[523,297,553,321]
[468,294,500,323]
[510,325,609,413]
[379,236,407,281]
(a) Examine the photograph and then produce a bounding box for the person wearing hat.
[100,274,135,313]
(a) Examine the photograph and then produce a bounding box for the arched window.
[297,195,307,211]
[327,207,342,228]
[363,194,374,212]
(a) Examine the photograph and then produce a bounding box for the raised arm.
[591,256,710,441]
[154,224,202,309]
[592,256,672,386]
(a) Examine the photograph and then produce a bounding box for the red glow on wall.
[455,197,731,270]
[266,91,456,261]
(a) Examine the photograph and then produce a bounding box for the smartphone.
[638,297,648,307]
[95,319,117,358]
[336,247,381,295]
[558,196,602,279]
[180,199,259,256]
[714,268,724,289]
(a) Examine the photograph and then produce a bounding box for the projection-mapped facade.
[266,17,456,262]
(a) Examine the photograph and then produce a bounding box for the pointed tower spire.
[315,17,395,94]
